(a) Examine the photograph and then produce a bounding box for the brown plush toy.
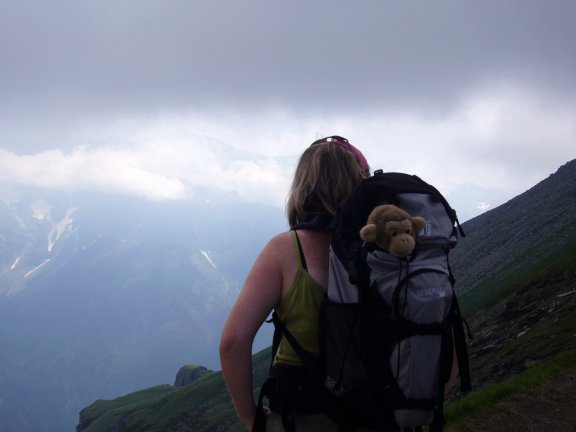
[359,204,426,258]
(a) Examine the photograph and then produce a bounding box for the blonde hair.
[286,142,369,227]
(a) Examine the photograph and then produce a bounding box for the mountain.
[75,159,576,432]
[451,159,576,316]
[0,186,286,432]
[452,159,576,392]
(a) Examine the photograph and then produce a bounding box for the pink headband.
[311,135,369,172]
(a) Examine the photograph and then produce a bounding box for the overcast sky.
[0,0,575,220]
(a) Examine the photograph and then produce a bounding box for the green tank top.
[274,230,326,366]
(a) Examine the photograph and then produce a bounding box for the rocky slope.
[451,159,576,315]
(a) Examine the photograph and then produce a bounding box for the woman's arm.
[219,233,288,429]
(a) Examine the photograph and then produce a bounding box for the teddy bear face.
[384,219,417,257]
[359,204,426,258]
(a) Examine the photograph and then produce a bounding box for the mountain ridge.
[451,158,576,314]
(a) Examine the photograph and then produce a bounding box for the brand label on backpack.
[416,286,447,297]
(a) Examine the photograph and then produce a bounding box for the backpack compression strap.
[451,297,472,392]
[252,313,285,432]
[269,312,320,381]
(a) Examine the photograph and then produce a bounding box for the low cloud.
[0,141,291,206]
[356,84,576,197]
[0,146,188,200]
[0,84,573,220]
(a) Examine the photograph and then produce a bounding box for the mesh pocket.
[320,300,369,396]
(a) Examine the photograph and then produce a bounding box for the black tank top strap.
[291,230,308,271]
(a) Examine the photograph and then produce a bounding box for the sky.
[1,0,575,221]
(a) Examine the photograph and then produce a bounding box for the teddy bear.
[359,204,426,258]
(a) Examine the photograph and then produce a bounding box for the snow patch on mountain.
[11,256,22,270]
[80,234,103,251]
[200,249,232,295]
[48,208,77,252]
[6,258,53,296]
[200,250,217,269]
[24,259,51,279]
[31,199,53,221]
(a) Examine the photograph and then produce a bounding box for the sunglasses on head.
[311,135,368,172]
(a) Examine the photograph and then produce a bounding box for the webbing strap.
[252,379,271,432]
[269,312,331,432]
[270,312,319,381]
[451,297,472,392]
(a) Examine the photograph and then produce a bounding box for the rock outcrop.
[174,364,210,387]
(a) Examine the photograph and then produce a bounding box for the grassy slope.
[77,347,273,432]
[445,349,576,431]
[444,238,576,430]
[464,239,576,379]
[79,372,239,432]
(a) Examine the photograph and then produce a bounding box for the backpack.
[255,171,472,432]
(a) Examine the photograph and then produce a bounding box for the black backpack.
[255,171,472,432]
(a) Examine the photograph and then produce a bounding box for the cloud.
[1,0,575,222]
[1,0,574,125]
[355,84,576,196]
[0,146,188,200]
[0,82,573,222]
[0,134,292,206]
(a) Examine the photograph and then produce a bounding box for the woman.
[220,136,370,431]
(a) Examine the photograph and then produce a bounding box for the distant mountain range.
[75,159,576,432]
[0,187,285,432]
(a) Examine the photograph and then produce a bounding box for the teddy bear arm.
[411,216,426,234]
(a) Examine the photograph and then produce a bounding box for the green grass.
[126,372,233,432]
[78,385,179,432]
[444,349,576,431]
[79,371,231,432]
[78,348,273,432]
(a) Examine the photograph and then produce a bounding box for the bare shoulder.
[249,231,295,274]
[257,231,293,260]
[266,231,293,248]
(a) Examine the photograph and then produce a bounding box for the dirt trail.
[465,366,576,432]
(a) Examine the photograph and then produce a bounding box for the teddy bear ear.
[360,224,378,242]
[411,216,427,233]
